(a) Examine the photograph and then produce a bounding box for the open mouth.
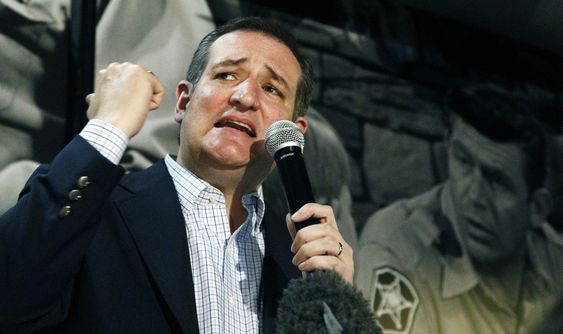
[215,120,256,137]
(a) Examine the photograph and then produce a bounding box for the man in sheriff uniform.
[356,84,563,334]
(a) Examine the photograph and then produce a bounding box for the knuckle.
[293,234,303,246]
[301,242,314,256]
[322,236,333,246]
[296,230,310,244]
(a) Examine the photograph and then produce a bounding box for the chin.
[212,157,250,169]
[468,246,513,265]
[202,143,250,165]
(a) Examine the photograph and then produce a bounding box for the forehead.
[207,30,301,88]
[450,116,527,175]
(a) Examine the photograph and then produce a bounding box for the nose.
[466,167,488,209]
[230,79,259,111]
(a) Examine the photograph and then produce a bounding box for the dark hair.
[443,84,547,192]
[185,16,314,118]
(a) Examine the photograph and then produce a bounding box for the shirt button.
[68,189,82,201]
[209,194,217,203]
[229,296,236,306]
[58,206,72,218]
[77,176,90,189]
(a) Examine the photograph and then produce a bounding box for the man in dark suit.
[0,17,354,333]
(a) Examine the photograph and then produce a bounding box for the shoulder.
[361,186,442,240]
[357,187,445,334]
[528,223,563,289]
[359,186,443,263]
[529,223,563,259]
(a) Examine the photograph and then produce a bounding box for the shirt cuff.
[79,119,128,165]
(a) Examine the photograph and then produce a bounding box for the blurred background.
[1,0,562,238]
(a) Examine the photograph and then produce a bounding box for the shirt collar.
[242,186,265,233]
[165,155,216,208]
[164,155,265,232]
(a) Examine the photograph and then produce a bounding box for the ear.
[294,116,308,135]
[530,187,553,227]
[174,80,193,124]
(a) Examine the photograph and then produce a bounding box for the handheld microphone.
[265,120,318,231]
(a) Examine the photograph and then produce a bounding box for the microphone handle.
[274,145,319,231]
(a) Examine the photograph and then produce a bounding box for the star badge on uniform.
[371,267,419,334]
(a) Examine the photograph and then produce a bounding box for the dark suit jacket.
[0,136,300,333]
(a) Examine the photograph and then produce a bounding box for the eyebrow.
[211,57,248,69]
[265,64,290,91]
[211,58,291,91]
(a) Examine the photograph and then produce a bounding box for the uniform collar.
[387,185,443,270]
[439,182,479,299]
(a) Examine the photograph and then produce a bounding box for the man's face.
[174,30,306,182]
[447,116,532,264]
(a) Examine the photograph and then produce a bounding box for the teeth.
[230,120,252,132]
[218,120,256,137]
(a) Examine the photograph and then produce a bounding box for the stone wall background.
[1,0,561,233]
[213,0,563,233]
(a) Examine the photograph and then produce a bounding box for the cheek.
[262,109,293,132]
[493,194,527,216]
[192,85,228,110]
[498,216,529,250]
[492,199,530,233]
[449,177,469,205]
[184,94,221,126]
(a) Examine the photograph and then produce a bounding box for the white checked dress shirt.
[80,119,267,333]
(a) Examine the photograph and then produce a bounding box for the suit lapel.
[261,204,302,333]
[116,160,198,333]
[114,161,300,333]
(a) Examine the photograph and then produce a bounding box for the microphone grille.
[265,120,305,157]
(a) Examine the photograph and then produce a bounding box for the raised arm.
[0,63,163,331]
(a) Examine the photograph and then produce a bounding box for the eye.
[491,179,506,192]
[458,155,469,165]
[454,152,471,170]
[487,172,510,192]
[215,72,236,80]
[263,84,283,97]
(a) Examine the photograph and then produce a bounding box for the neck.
[176,147,272,233]
[473,249,527,311]
[223,188,254,234]
[177,151,267,196]
[176,155,262,234]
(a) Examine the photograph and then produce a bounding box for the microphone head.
[265,120,305,157]
[276,270,381,334]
